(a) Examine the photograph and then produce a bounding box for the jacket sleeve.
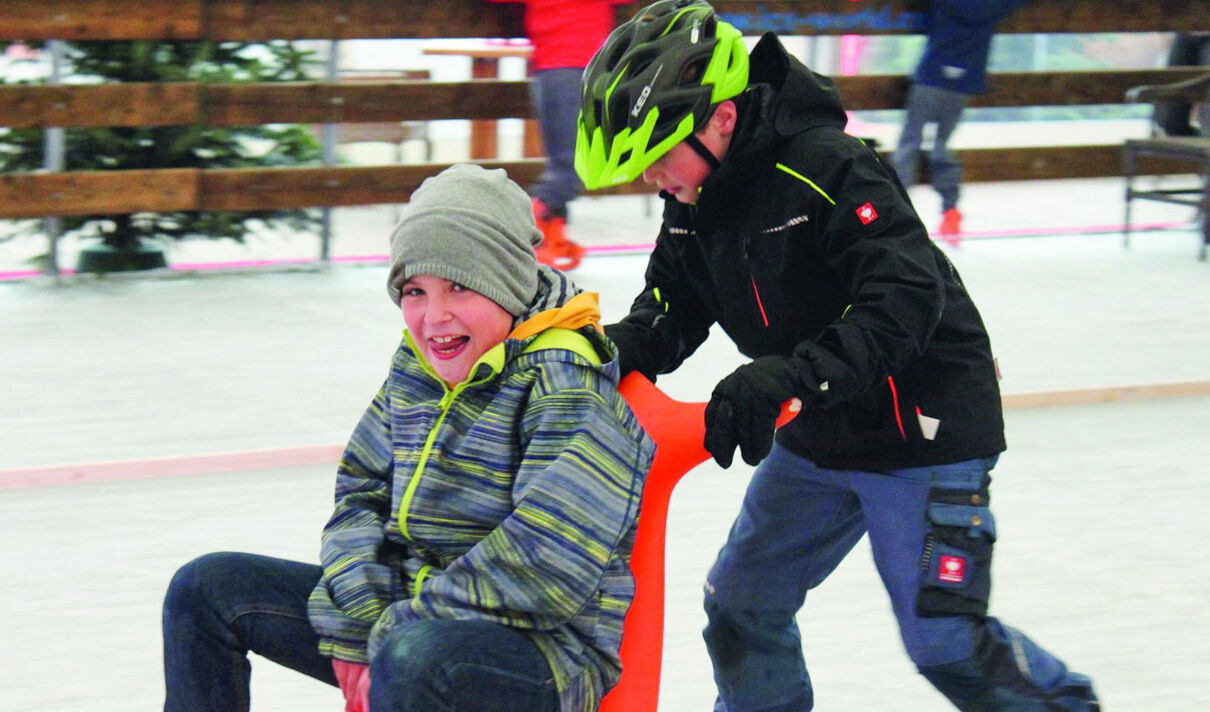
[782,137,947,409]
[364,376,652,660]
[307,379,401,663]
[605,220,714,378]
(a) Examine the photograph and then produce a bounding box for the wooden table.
[423,41,543,160]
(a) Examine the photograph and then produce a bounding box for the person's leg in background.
[857,458,1100,711]
[702,444,868,712]
[925,85,970,243]
[530,66,587,270]
[892,82,930,191]
[162,552,337,712]
[369,619,559,712]
[1195,35,1210,137]
[1153,33,1201,137]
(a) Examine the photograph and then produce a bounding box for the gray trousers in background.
[529,67,585,217]
[892,83,969,212]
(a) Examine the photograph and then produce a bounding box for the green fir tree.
[0,40,323,271]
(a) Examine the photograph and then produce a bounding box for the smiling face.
[400,274,514,387]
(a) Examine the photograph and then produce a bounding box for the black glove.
[704,355,802,468]
[603,322,660,381]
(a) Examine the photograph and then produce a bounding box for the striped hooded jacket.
[308,266,655,712]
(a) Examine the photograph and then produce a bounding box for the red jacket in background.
[485,0,633,70]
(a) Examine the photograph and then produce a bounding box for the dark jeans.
[530,67,585,216]
[1154,33,1210,137]
[371,619,559,712]
[702,444,1099,712]
[162,552,559,712]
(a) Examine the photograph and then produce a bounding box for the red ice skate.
[532,198,584,271]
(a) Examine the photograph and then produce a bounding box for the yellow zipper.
[397,330,503,541]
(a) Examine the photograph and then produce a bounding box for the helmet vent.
[609,95,631,125]
[602,42,629,72]
[679,58,706,86]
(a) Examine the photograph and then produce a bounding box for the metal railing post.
[42,40,67,276]
[319,40,340,262]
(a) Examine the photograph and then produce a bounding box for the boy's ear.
[710,100,738,136]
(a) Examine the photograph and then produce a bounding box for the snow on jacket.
[913,0,1024,95]
[609,33,1005,471]
[308,266,655,712]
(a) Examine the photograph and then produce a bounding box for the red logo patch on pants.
[938,555,966,583]
[856,202,878,225]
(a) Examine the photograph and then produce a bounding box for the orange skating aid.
[601,373,800,712]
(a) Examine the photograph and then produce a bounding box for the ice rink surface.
[2,183,1209,710]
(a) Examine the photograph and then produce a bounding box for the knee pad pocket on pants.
[917,483,996,618]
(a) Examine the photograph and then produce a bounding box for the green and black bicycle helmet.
[574,0,749,190]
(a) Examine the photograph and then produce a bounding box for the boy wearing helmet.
[577,2,1100,711]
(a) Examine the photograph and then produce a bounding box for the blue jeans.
[702,444,1099,712]
[529,67,585,216]
[163,552,559,712]
[892,83,968,211]
[371,619,558,712]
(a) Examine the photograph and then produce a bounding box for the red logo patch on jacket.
[856,202,878,225]
[938,555,966,583]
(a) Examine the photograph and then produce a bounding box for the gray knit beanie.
[387,164,542,315]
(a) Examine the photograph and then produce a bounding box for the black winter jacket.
[608,33,1006,470]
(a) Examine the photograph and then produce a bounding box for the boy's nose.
[424,297,453,322]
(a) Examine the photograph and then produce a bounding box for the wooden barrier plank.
[0,84,199,129]
[202,81,534,126]
[958,145,1124,183]
[0,81,534,129]
[954,145,1201,183]
[0,168,198,217]
[206,0,525,41]
[3,0,1209,41]
[0,0,202,40]
[199,164,429,211]
[2,69,1202,129]
[198,161,546,211]
[0,146,1190,218]
[835,68,1210,112]
[707,0,1210,35]
[979,68,1210,110]
[1001,0,1210,34]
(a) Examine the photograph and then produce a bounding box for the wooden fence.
[1,0,1208,229]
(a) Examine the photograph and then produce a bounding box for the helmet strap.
[683,133,721,170]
